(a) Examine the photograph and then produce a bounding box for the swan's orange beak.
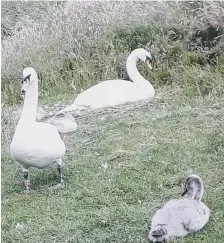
[146,60,152,70]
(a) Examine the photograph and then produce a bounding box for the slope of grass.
[2,92,224,242]
[1,1,224,104]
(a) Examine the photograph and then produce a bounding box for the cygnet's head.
[181,174,204,200]
[21,67,38,98]
[131,48,153,70]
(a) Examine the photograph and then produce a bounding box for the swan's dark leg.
[23,170,30,189]
[22,168,33,193]
[57,164,65,185]
[50,159,65,190]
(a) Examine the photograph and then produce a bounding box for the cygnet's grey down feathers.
[148,175,210,242]
[46,112,77,134]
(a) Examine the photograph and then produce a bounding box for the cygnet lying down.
[46,112,78,134]
[148,174,210,242]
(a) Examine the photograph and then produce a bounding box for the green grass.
[1,1,224,242]
[2,92,224,242]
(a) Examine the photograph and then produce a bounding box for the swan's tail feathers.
[148,225,168,242]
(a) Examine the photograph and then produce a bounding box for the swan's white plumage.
[10,122,66,169]
[37,106,46,121]
[10,67,66,173]
[75,80,152,108]
[148,175,210,242]
[60,48,155,113]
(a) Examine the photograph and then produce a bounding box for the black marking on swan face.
[22,73,31,84]
[21,90,26,96]
[145,56,152,63]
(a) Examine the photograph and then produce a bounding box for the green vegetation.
[1,1,224,242]
[2,1,224,104]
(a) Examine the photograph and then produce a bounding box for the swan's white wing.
[74,80,146,108]
[11,122,66,168]
[26,122,66,155]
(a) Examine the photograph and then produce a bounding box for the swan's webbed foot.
[50,182,65,190]
[49,164,65,190]
[23,187,35,194]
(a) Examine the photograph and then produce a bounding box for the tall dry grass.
[1,1,224,104]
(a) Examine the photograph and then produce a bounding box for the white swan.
[36,106,46,121]
[11,106,77,134]
[148,174,210,242]
[11,106,45,122]
[59,48,155,113]
[10,67,66,192]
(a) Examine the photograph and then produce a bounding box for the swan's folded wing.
[24,122,66,159]
[74,80,135,107]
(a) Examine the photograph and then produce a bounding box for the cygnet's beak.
[145,59,152,70]
[181,187,188,196]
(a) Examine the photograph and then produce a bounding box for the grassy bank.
[1,1,224,243]
[2,92,224,242]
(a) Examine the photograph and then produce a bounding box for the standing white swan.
[59,48,155,113]
[10,67,66,192]
[148,175,210,242]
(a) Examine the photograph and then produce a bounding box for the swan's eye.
[145,56,153,70]
[21,79,28,85]
[145,56,152,63]
[22,74,31,84]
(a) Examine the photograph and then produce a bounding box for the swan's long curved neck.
[19,80,38,124]
[126,53,153,91]
[192,178,204,201]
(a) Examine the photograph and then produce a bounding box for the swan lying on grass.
[59,48,155,113]
[148,174,210,242]
[10,67,67,192]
